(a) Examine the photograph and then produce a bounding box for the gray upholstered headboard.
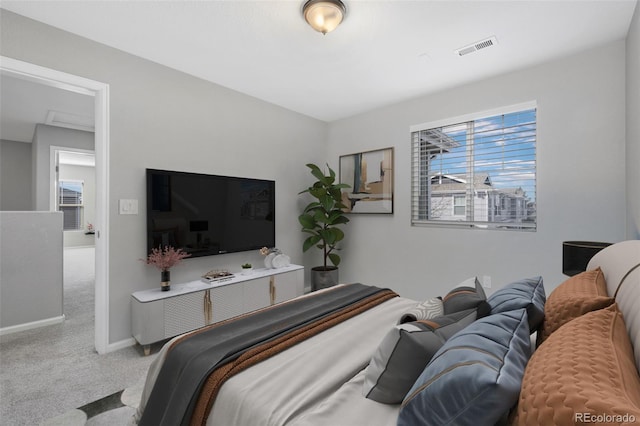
[587,240,640,371]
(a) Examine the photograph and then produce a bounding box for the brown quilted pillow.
[514,304,640,425]
[538,267,613,343]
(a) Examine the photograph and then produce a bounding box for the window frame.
[453,194,466,216]
[410,101,537,231]
[58,179,84,231]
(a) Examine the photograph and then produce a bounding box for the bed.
[134,240,640,426]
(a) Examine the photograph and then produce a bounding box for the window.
[58,180,84,230]
[453,195,466,216]
[411,103,536,230]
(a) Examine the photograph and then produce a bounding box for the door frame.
[1,56,111,354]
[50,146,95,212]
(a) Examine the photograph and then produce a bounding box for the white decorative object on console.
[131,265,304,355]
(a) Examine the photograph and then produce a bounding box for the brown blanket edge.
[190,289,398,426]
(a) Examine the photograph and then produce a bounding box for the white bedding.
[211,296,416,426]
[137,295,417,426]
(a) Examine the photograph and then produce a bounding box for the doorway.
[1,56,111,354]
[54,149,97,342]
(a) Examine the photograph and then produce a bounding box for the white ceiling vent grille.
[455,36,499,56]
[45,110,95,132]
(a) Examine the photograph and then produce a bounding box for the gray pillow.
[487,276,546,332]
[443,276,490,316]
[398,309,531,426]
[363,309,478,404]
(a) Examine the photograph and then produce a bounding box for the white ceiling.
[0,0,637,124]
[0,74,94,143]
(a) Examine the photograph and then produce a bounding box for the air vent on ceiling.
[45,110,95,132]
[455,36,498,57]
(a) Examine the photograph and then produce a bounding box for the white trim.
[0,315,65,336]
[94,81,111,354]
[106,337,137,353]
[1,56,111,354]
[409,100,537,133]
[1,57,98,96]
[50,147,58,212]
[50,146,95,212]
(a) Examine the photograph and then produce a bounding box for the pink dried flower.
[141,245,191,271]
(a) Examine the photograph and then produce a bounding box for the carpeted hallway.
[0,247,157,426]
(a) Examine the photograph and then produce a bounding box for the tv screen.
[146,169,275,258]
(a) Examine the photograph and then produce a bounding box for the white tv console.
[131,265,304,355]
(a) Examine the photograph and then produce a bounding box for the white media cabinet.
[131,265,304,355]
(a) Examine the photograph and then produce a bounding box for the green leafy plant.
[241,263,252,269]
[298,163,350,269]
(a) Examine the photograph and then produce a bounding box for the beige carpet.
[41,381,144,426]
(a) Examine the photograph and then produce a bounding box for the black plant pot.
[311,266,338,291]
[161,270,171,291]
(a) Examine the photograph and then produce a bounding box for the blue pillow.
[398,309,531,426]
[487,276,545,332]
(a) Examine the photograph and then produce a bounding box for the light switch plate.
[119,199,138,215]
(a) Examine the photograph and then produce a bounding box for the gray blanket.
[139,283,393,426]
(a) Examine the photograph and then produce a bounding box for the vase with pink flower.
[260,246,280,269]
[141,245,191,291]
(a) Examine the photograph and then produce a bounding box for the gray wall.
[1,10,327,344]
[0,139,32,210]
[0,211,63,328]
[1,8,636,345]
[627,3,640,239]
[327,41,628,302]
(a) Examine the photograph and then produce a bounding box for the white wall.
[627,2,640,239]
[327,41,628,301]
[1,10,327,344]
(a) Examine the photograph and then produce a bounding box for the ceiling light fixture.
[302,0,346,35]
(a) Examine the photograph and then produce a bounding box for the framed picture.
[339,147,394,214]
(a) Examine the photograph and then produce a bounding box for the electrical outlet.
[482,275,492,289]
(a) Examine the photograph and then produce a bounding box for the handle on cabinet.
[269,276,276,305]
[204,290,212,325]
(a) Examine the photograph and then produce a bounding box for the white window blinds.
[58,180,84,230]
[411,106,537,230]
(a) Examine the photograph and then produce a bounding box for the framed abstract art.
[339,147,394,214]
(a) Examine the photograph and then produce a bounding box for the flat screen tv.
[146,168,275,258]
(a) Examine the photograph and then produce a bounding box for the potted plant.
[298,163,350,290]
[241,263,253,275]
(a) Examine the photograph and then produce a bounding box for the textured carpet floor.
[0,247,159,426]
[41,382,144,426]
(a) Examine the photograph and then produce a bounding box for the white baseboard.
[105,337,137,353]
[0,318,138,353]
[0,315,66,336]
